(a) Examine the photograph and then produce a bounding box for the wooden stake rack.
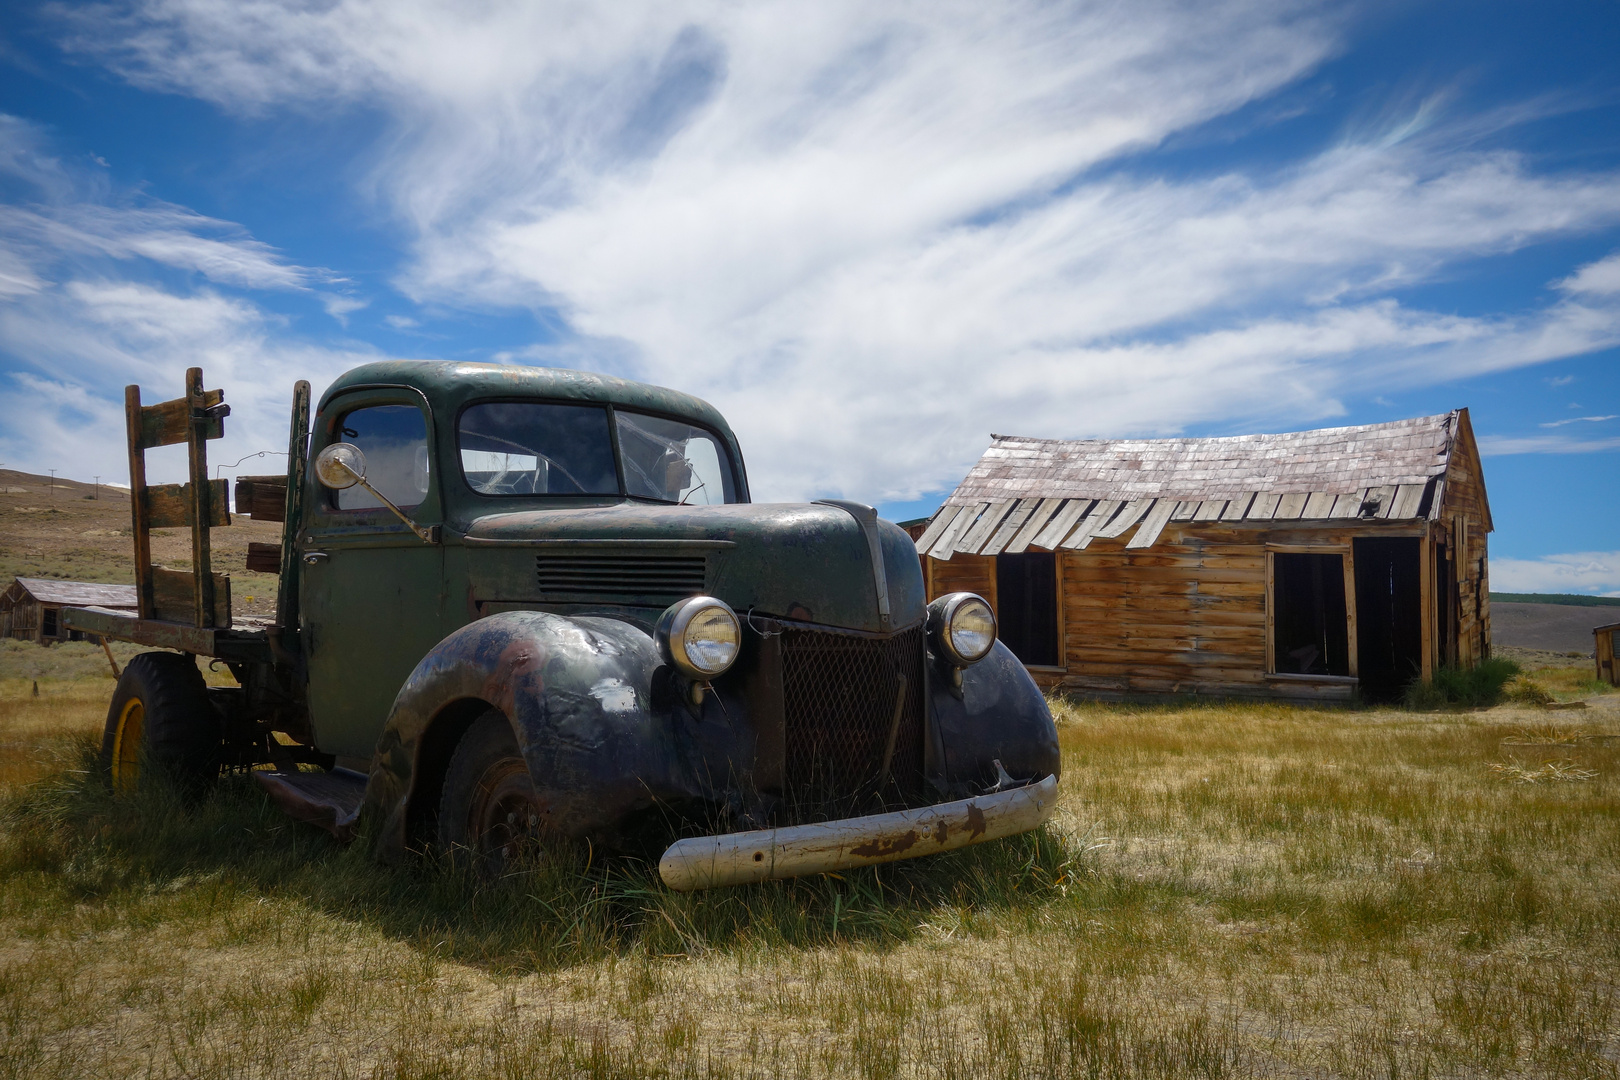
[125,367,233,627]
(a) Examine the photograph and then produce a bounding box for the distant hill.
[1492,593,1620,607]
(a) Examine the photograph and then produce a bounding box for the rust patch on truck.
[851,829,920,858]
[965,803,987,840]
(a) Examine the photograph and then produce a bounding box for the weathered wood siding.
[927,521,1438,700]
[1437,412,1491,668]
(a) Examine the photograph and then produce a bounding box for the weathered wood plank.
[1005,498,1063,554]
[234,475,288,522]
[142,480,230,530]
[137,389,225,449]
[1032,499,1091,550]
[981,499,1037,556]
[1328,491,1363,519]
[955,499,1014,555]
[1125,499,1177,550]
[1093,499,1152,540]
[1302,491,1336,518]
[1389,484,1424,519]
[928,501,985,560]
[245,542,281,573]
[1247,493,1281,520]
[1171,500,1199,522]
[1221,493,1256,521]
[912,504,960,554]
[1059,500,1119,550]
[1192,499,1227,522]
[1274,493,1308,519]
[151,567,231,627]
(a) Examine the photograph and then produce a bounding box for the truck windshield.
[457,402,737,503]
[615,411,737,505]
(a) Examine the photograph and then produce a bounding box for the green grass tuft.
[1405,657,1522,709]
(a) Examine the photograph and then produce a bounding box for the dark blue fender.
[928,640,1061,794]
[364,610,709,859]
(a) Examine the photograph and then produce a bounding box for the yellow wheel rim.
[112,697,144,793]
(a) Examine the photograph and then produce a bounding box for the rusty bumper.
[658,774,1059,891]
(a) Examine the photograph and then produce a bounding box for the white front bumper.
[658,774,1059,891]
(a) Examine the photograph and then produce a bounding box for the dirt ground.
[0,468,283,621]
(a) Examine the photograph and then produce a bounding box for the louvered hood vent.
[535,552,708,605]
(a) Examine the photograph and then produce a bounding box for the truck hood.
[461,502,926,634]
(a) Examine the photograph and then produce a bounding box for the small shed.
[913,410,1491,702]
[1,578,138,644]
[1597,622,1620,687]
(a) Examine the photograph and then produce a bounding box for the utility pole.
[93,476,100,500]
[48,469,56,498]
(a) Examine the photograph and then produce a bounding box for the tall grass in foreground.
[3,681,1619,1077]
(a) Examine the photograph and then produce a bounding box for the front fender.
[928,640,1060,793]
[364,610,703,859]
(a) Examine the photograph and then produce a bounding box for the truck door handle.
[303,551,328,564]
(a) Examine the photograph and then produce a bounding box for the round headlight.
[656,596,741,680]
[928,592,997,666]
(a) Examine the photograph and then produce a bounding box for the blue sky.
[1,1,1617,594]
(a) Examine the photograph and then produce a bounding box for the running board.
[253,767,366,842]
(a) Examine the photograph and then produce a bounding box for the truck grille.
[780,624,927,816]
[534,553,707,605]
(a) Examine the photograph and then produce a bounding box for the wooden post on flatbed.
[186,368,215,627]
[125,385,155,620]
[122,369,231,629]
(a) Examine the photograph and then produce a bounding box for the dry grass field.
[1,641,1616,1079]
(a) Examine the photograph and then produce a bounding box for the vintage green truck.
[64,362,1059,888]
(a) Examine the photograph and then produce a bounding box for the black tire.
[101,652,221,796]
[437,710,546,877]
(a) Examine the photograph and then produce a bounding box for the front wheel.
[101,652,221,795]
[437,710,548,876]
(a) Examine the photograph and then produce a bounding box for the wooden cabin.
[1,578,137,645]
[913,410,1492,702]
[1597,621,1619,687]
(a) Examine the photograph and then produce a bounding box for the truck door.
[300,391,447,763]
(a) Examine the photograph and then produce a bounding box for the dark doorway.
[1354,537,1423,702]
[1271,553,1349,676]
[996,552,1060,667]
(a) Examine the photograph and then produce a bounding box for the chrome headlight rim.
[656,595,742,681]
[928,592,997,667]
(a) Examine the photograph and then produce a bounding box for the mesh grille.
[781,624,927,816]
[535,553,707,605]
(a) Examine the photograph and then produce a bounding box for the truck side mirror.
[314,442,367,490]
[312,442,439,544]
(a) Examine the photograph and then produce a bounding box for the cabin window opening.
[996,551,1060,667]
[1271,553,1350,676]
[41,608,58,638]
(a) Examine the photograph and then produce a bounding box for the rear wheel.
[101,652,221,795]
[438,710,547,876]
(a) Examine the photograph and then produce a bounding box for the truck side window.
[333,404,431,511]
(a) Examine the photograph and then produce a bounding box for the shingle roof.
[916,412,1461,558]
[9,578,138,608]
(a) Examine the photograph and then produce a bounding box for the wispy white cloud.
[0,115,384,482]
[1540,414,1617,428]
[35,2,1620,503]
[1492,551,1620,597]
[1478,433,1620,455]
